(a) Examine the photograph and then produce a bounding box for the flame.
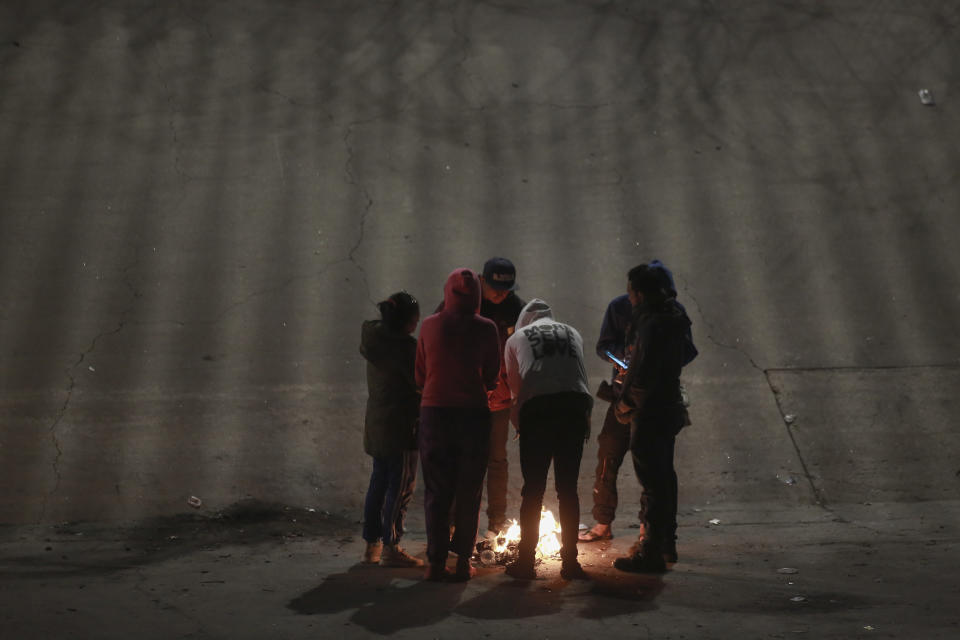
[492,507,562,559]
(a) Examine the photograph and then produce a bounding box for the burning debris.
[474,508,562,566]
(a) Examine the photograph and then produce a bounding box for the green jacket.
[360,319,420,457]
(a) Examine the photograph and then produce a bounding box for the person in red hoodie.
[416,268,501,582]
[433,257,525,537]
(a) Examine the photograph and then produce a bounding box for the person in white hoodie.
[502,299,593,581]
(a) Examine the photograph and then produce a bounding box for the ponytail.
[378,291,420,330]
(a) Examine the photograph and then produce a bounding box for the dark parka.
[359,319,420,457]
[614,301,692,434]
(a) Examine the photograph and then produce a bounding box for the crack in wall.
[38,375,72,524]
[255,84,337,123]
[447,2,477,103]
[678,275,763,373]
[37,256,143,524]
[210,272,309,325]
[764,369,829,510]
[641,265,955,518]
[176,0,214,41]
[342,122,376,307]
[206,115,393,323]
[762,361,956,521]
[677,274,833,512]
[152,42,195,184]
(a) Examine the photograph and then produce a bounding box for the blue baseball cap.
[482,257,517,291]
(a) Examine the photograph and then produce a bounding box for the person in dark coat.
[580,260,697,561]
[416,268,501,581]
[359,291,424,568]
[612,264,694,574]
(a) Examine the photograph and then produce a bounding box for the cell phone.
[605,351,628,369]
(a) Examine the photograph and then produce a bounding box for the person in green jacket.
[360,291,424,568]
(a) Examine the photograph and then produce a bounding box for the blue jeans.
[362,450,418,546]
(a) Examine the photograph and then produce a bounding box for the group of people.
[358,257,697,582]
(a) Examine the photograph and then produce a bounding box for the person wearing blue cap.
[579,260,697,567]
[477,257,527,537]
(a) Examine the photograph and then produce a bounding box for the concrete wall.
[1,0,959,524]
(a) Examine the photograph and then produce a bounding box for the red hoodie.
[416,268,501,408]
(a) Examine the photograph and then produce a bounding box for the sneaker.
[613,552,666,574]
[363,541,382,564]
[448,557,476,582]
[504,560,537,580]
[380,544,424,568]
[560,561,588,580]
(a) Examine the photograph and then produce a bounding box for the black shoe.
[504,561,537,580]
[613,552,667,574]
[560,561,588,580]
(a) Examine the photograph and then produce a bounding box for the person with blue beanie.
[579,260,696,567]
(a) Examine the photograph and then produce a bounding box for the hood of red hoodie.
[443,268,481,314]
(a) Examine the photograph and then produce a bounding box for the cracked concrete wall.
[1,0,959,524]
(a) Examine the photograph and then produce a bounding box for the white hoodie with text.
[504,299,591,423]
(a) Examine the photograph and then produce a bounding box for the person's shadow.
[289,562,664,633]
[287,563,466,634]
[455,568,665,621]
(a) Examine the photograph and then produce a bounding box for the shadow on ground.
[288,561,664,633]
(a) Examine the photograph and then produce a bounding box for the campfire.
[474,508,562,566]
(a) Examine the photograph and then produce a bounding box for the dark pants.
[590,402,631,525]
[419,406,491,565]
[516,392,591,565]
[630,422,678,554]
[362,450,418,546]
[486,408,511,530]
